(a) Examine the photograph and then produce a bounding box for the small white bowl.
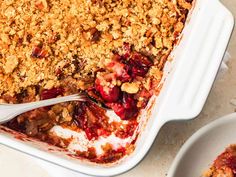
[168,113,236,177]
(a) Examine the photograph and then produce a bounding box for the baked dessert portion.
[0,0,193,163]
[204,145,236,177]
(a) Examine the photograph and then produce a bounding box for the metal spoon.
[0,93,107,124]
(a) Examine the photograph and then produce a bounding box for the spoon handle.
[0,94,86,123]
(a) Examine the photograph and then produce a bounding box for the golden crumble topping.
[0,0,191,96]
[0,0,193,164]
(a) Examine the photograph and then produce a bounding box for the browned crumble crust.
[0,0,191,96]
[0,0,192,163]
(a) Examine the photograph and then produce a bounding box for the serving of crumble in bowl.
[0,0,233,176]
[167,113,236,177]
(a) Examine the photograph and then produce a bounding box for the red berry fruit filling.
[85,126,99,140]
[107,60,131,82]
[123,42,132,59]
[31,46,48,58]
[95,78,121,103]
[107,93,138,120]
[73,102,87,129]
[115,121,138,138]
[132,52,153,67]
[124,52,153,78]
[73,101,110,140]
[40,87,64,100]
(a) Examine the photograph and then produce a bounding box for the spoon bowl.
[0,93,107,124]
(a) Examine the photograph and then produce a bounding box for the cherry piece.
[95,78,121,103]
[107,93,138,120]
[31,46,47,58]
[107,61,131,82]
[40,87,64,100]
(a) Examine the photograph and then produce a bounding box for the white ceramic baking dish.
[0,0,234,176]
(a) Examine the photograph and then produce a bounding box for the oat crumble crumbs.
[0,0,192,163]
[0,0,191,96]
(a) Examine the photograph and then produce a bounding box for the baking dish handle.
[159,0,234,121]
